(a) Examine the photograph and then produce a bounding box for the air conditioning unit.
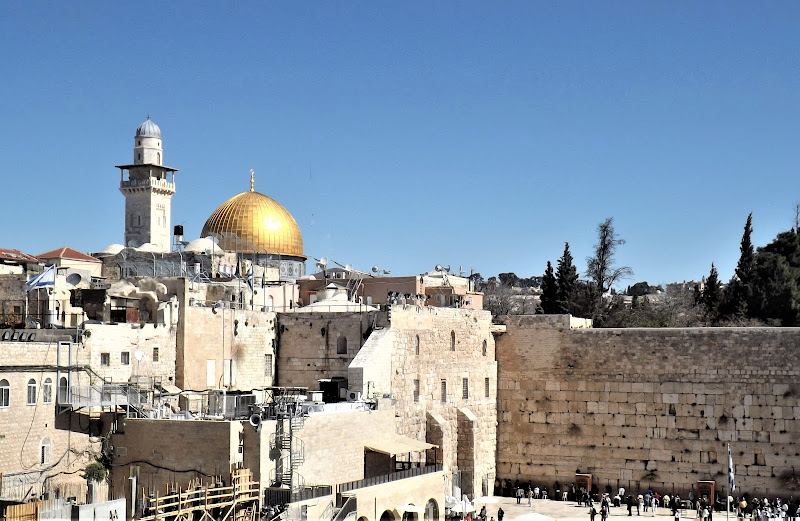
[346,390,362,402]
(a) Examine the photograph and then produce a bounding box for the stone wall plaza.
[495,315,800,497]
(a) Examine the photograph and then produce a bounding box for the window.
[43,378,53,404]
[482,340,487,357]
[413,380,420,403]
[415,335,420,355]
[100,353,110,366]
[58,377,68,403]
[40,438,51,465]
[0,379,9,407]
[27,379,37,405]
[121,352,130,365]
[336,336,348,355]
[462,378,469,400]
[485,377,490,398]
[264,354,273,377]
[440,380,447,403]
[152,347,159,362]
[450,331,456,351]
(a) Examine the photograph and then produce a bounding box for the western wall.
[495,315,800,498]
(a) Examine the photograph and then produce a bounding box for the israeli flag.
[246,266,254,291]
[728,444,735,492]
[26,265,56,291]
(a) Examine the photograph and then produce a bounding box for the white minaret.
[117,116,178,251]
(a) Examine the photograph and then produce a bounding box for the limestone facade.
[495,314,800,497]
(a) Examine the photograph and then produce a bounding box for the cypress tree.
[540,261,558,314]
[556,242,578,314]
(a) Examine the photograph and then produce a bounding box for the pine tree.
[540,261,558,314]
[556,242,578,314]
[736,213,755,284]
[722,213,756,318]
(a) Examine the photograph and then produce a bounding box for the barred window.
[440,380,447,403]
[0,379,9,407]
[413,379,420,403]
[462,378,469,400]
[265,354,273,377]
[121,352,130,365]
[100,353,110,366]
[485,377,490,398]
[152,347,159,362]
[43,378,53,404]
[27,379,37,405]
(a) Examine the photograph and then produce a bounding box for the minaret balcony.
[120,177,176,195]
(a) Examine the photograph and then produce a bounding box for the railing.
[331,496,356,521]
[337,464,443,493]
[120,178,175,192]
[139,479,259,521]
[60,383,149,417]
[263,485,333,507]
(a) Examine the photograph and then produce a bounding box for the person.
[534,486,540,500]
[590,504,597,521]
[644,493,651,513]
[498,508,504,521]
[628,496,634,516]
[674,508,680,521]
[601,504,609,521]
[700,505,709,521]
[528,487,534,506]
[651,495,657,517]
[638,495,643,515]
[480,506,487,520]
[517,487,524,504]
[689,487,695,510]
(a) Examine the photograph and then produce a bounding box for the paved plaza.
[473,497,705,521]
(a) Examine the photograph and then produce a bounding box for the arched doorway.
[424,500,439,521]
[380,511,396,521]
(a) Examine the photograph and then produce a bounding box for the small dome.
[100,244,125,255]
[136,116,162,138]
[184,237,225,255]
[135,242,160,252]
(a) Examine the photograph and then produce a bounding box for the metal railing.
[337,464,443,493]
[263,485,333,507]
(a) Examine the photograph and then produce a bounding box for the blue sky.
[1,2,798,287]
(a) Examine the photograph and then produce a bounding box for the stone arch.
[424,499,439,521]
[357,516,369,521]
[380,510,396,521]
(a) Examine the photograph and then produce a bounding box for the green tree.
[723,213,756,317]
[702,263,722,318]
[540,261,558,314]
[498,272,519,287]
[586,217,633,311]
[556,242,579,314]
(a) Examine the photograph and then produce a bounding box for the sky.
[1,2,798,288]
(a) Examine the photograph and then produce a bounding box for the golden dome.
[201,176,305,258]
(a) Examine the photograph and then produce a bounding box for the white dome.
[136,116,162,138]
[135,242,160,252]
[100,243,125,255]
[184,237,225,255]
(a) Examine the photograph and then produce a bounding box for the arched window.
[450,331,456,351]
[424,499,440,521]
[482,339,487,357]
[58,377,68,404]
[27,379,37,405]
[43,378,53,404]
[40,438,51,465]
[415,335,420,355]
[0,379,9,407]
[336,336,348,355]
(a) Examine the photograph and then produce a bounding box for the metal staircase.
[270,405,307,492]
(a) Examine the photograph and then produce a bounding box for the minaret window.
[137,153,141,161]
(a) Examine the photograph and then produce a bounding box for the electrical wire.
[111,460,215,477]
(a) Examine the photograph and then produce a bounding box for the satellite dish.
[372,266,379,273]
[345,264,353,271]
[134,350,145,362]
[383,270,391,275]
[319,257,328,267]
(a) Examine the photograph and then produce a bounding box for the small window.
[482,340,487,357]
[152,347,159,362]
[121,352,130,365]
[100,353,110,366]
[137,140,141,146]
[27,379,37,405]
[413,379,420,403]
[462,378,469,400]
[450,331,456,351]
[40,438,51,465]
[264,354,273,377]
[43,378,53,404]
[0,379,9,407]
[415,335,420,355]
[336,336,348,355]
[137,153,141,161]
[485,377,490,398]
[440,380,447,403]
[58,377,68,403]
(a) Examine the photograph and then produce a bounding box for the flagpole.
[727,443,732,521]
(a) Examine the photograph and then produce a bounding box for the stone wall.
[495,315,800,497]
[358,306,498,498]
[178,306,277,392]
[276,311,378,390]
[0,339,101,502]
[83,322,176,384]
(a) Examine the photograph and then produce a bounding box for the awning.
[365,434,436,455]
[397,505,425,514]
